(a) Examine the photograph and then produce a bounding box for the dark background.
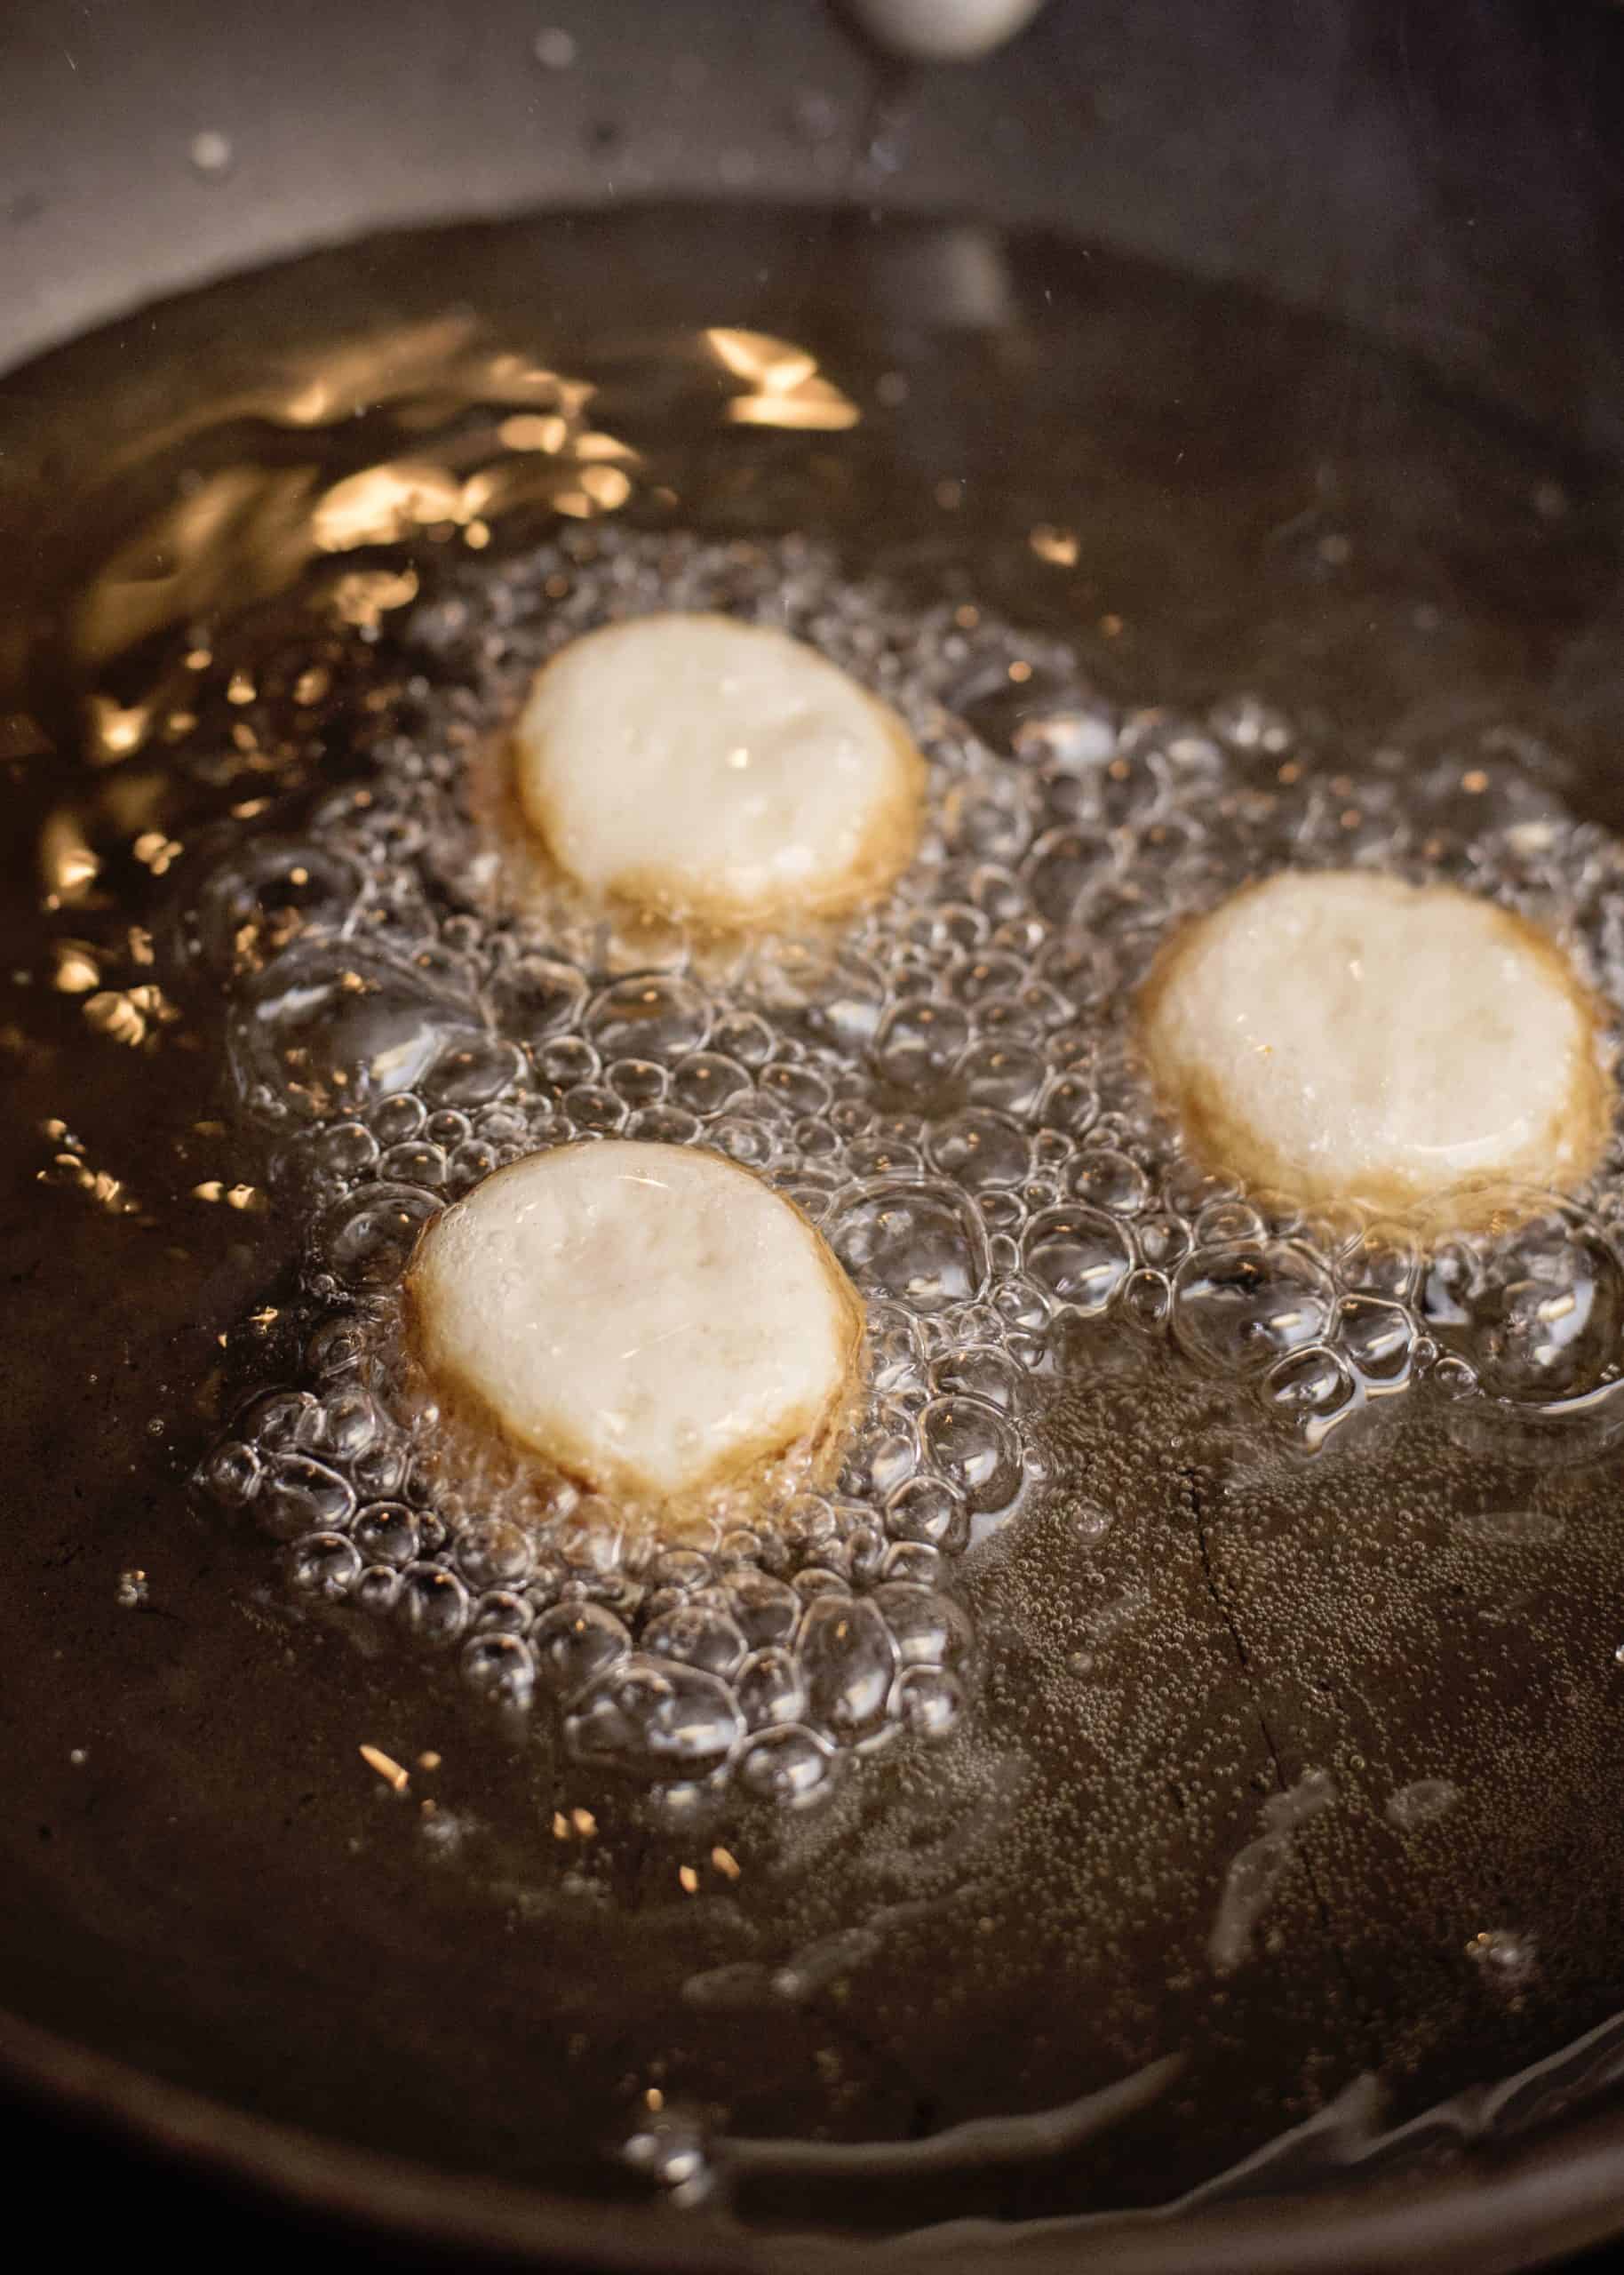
[2,2074,1619,2274]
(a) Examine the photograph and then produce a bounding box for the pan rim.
[6,1999,1624,2274]
[6,186,1624,2275]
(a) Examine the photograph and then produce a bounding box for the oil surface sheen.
[4,205,1624,2235]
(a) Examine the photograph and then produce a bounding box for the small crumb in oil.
[678,1864,699,1894]
[500,413,569,453]
[711,1846,741,1881]
[87,696,150,762]
[41,812,100,900]
[132,831,183,875]
[52,942,100,994]
[86,988,147,1047]
[359,1743,410,1793]
[1028,523,1079,567]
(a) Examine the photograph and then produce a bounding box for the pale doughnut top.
[512,612,924,924]
[408,1140,863,1515]
[1139,869,1611,1212]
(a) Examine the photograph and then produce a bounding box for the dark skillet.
[6,4,1624,2271]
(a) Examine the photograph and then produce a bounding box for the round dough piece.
[512,612,925,924]
[1139,870,1610,1213]
[407,1140,864,1520]
[846,0,1048,63]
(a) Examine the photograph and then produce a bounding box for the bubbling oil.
[15,207,1624,2222]
[171,516,1624,1800]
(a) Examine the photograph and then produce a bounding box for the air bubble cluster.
[187,528,1624,1793]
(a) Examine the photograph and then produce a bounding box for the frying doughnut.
[512,612,924,925]
[407,1139,864,1522]
[1139,870,1610,1214]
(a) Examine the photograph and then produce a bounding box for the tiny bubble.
[189,131,233,177]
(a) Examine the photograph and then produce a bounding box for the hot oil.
[187,515,1624,1791]
[6,206,1624,2229]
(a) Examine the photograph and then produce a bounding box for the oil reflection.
[31,311,868,970]
[67,334,641,692]
[706,326,860,432]
[59,315,860,779]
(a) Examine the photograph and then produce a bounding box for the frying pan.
[6,1,1624,2268]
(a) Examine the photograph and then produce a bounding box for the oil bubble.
[396,1563,471,1647]
[1173,1242,1335,1375]
[736,1724,835,1805]
[1024,1205,1132,1315]
[800,1594,897,1743]
[737,1645,809,1728]
[644,1603,750,1681]
[533,1601,633,1695]
[566,1658,744,1779]
[259,1454,355,1540]
[172,523,1624,1808]
[585,974,710,1061]
[829,1179,989,1313]
[288,1531,363,1599]
[460,1632,537,1710]
[229,941,483,1122]
[920,1395,1021,1513]
[315,1182,440,1290]
[892,1664,967,1740]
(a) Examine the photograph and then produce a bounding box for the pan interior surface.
[4,203,1624,2257]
